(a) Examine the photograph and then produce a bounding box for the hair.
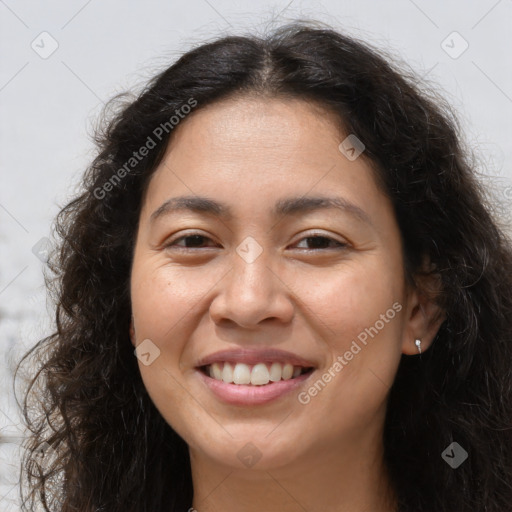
[14,20,512,512]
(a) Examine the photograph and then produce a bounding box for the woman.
[15,21,512,512]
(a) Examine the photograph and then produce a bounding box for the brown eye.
[163,233,347,251]
[165,234,216,249]
[294,235,347,250]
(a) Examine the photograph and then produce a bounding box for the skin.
[129,95,443,512]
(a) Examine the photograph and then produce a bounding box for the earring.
[415,339,422,354]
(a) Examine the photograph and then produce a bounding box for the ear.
[401,271,446,355]
[129,316,136,347]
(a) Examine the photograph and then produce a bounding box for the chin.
[195,432,307,472]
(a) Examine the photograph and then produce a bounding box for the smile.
[194,348,317,405]
[196,363,315,406]
[199,362,314,386]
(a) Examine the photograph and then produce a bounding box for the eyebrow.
[149,195,373,226]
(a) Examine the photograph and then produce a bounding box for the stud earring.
[415,339,422,354]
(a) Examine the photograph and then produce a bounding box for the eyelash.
[163,232,348,251]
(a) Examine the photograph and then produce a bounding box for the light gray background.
[1,1,511,509]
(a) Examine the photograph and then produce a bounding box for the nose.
[209,248,294,329]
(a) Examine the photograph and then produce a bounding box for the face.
[129,95,425,471]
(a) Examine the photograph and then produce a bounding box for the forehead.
[141,95,387,224]
[167,94,344,158]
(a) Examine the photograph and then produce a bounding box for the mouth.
[197,362,315,386]
[194,348,318,405]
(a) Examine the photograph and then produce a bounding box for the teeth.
[269,362,282,382]
[233,363,251,385]
[251,363,270,385]
[221,362,234,383]
[282,363,293,380]
[206,362,308,385]
[211,362,222,380]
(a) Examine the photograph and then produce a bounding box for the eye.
[293,235,348,251]
[164,233,218,249]
[163,232,348,251]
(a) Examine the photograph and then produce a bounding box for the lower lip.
[196,369,314,406]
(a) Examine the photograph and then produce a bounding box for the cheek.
[130,262,207,340]
[130,263,203,434]
[130,261,219,400]
[298,258,404,341]
[129,264,192,392]
[296,260,405,422]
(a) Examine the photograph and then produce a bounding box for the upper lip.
[195,348,317,368]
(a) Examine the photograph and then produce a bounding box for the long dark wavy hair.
[14,21,512,512]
